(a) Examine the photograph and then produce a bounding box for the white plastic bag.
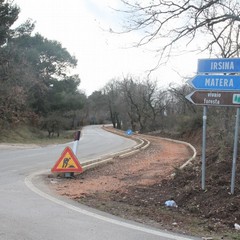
[165,200,178,208]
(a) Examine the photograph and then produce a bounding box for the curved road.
[0,125,199,240]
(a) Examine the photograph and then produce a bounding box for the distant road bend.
[0,125,199,240]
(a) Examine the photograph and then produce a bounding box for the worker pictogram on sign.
[51,146,83,173]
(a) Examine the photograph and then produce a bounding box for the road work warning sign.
[51,146,83,173]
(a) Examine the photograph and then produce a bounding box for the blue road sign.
[126,129,133,135]
[188,75,240,91]
[198,58,240,73]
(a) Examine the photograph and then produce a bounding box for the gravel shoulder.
[48,132,239,240]
[49,135,197,233]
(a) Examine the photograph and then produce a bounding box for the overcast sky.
[13,0,200,95]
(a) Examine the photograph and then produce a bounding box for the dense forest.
[0,0,239,147]
[0,0,197,137]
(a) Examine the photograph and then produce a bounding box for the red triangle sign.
[51,146,83,173]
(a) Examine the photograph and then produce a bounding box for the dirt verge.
[48,132,240,240]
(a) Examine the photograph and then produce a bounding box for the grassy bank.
[0,125,77,145]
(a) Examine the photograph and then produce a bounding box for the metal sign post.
[231,108,240,194]
[73,130,81,155]
[186,58,240,194]
[202,106,207,190]
[64,130,81,178]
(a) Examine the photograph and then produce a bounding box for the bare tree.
[103,80,123,129]
[200,20,240,149]
[168,83,196,115]
[87,91,108,125]
[119,76,164,132]
[120,77,145,131]
[119,0,240,64]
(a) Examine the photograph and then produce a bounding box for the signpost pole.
[202,106,207,190]
[73,130,81,155]
[65,130,81,178]
[231,108,240,194]
[186,58,240,193]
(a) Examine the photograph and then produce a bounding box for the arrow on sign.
[186,91,240,107]
[188,75,240,91]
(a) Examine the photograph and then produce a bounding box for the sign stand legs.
[231,108,240,194]
[202,106,207,190]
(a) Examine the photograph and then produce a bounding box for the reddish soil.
[49,131,240,240]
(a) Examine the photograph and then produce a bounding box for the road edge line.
[25,170,198,240]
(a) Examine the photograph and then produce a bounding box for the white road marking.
[25,170,198,240]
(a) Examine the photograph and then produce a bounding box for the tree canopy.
[0,0,86,133]
[0,0,19,46]
[0,0,239,140]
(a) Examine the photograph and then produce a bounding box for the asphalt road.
[0,125,200,240]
